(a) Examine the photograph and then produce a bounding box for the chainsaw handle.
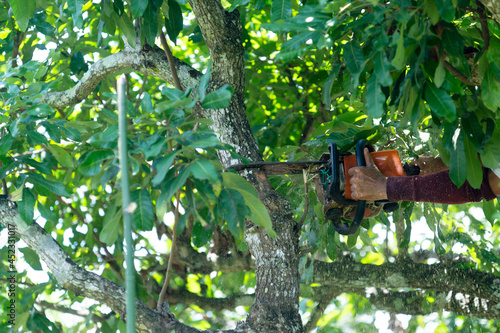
[328,139,370,236]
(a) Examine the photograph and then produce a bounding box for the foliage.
[0,0,499,332]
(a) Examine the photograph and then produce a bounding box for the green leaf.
[0,133,14,155]
[433,0,455,22]
[100,210,122,245]
[198,60,212,101]
[67,0,84,29]
[7,0,36,31]
[222,173,276,238]
[228,0,250,12]
[25,104,56,117]
[373,51,393,86]
[326,224,339,260]
[220,189,248,239]
[130,189,154,231]
[192,221,212,248]
[391,30,405,70]
[424,0,440,25]
[19,247,42,270]
[434,61,445,88]
[152,151,178,187]
[27,173,71,197]
[131,0,149,18]
[280,30,322,52]
[483,200,500,225]
[70,51,88,74]
[165,0,183,43]
[143,3,158,44]
[189,159,218,183]
[424,82,456,122]
[37,199,55,221]
[481,130,500,169]
[481,66,500,110]
[366,75,385,118]
[448,130,467,187]
[78,150,115,176]
[271,0,292,22]
[161,166,191,201]
[343,40,365,80]
[140,92,153,113]
[114,12,136,46]
[202,84,234,109]
[48,144,74,169]
[461,112,484,153]
[464,136,482,189]
[322,65,341,106]
[18,187,36,224]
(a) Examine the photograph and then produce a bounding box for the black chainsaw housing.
[325,139,399,236]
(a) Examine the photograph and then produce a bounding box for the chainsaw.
[230,139,419,235]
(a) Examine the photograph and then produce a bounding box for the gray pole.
[117,75,136,331]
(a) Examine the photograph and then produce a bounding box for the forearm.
[387,168,497,204]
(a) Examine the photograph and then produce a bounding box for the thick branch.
[313,258,500,316]
[41,46,201,110]
[366,289,498,319]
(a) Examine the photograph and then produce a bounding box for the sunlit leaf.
[7,0,36,31]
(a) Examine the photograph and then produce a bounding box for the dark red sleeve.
[386,168,497,204]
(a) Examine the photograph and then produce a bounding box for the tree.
[1,0,500,332]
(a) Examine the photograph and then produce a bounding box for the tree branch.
[313,258,500,316]
[40,46,201,110]
[366,288,498,319]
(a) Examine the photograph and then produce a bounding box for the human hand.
[348,148,388,201]
[409,156,448,176]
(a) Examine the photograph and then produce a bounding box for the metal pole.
[117,75,136,331]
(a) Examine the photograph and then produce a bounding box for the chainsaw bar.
[229,160,328,175]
